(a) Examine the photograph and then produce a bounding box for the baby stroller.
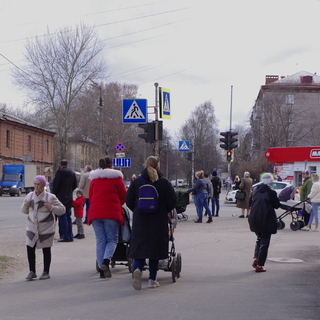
[277,199,311,231]
[95,205,133,273]
[175,188,190,221]
[131,209,182,283]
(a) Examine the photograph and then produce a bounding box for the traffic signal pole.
[228,86,233,194]
[154,82,159,157]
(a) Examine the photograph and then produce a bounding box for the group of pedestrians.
[21,155,177,291]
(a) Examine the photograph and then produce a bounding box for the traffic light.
[229,131,238,150]
[186,152,192,161]
[157,120,163,141]
[219,132,229,150]
[227,150,232,161]
[138,122,155,143]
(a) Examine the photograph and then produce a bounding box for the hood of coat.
[57,167,74,177]
[202,177,211,184]
[254,183,271,195]
[140,167,163,182]
[89,168,123,180]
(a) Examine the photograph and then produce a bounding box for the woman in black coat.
[126,156,177,290]
[248,173,280,272]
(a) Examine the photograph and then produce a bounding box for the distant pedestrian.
[237,171,253,218]
[211,171,221,217]
[52,159,78,242]
[304,173,320,231]
[130,174,136,184]
[203,173,213,217]
[78,165,92,224]
[300,170,312,226]
[248,173,280,272]
[73,189,85,239]
[22,175,65,280]
[234,175,240,190]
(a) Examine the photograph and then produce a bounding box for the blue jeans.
[83,198,90,220]
[92,219,119,268]
[197,193,212,218]
[309,203,320,226]
[212,196,220,216]
[134,259,158,280]
[59,207,73,241]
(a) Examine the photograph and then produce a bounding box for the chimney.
[265,75,279,85]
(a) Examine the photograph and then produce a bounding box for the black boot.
[206,217,213,223]
[193,218,202,223]
[100,259,111,278]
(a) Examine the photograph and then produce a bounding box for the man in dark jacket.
[248,173,280,272]
[53,160,77,242]
[211,171,221,217]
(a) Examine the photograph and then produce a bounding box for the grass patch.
[0,255,14,277]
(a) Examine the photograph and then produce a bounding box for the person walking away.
[22,175,65,280]
[73,189,85,239]
[203,173,213,217]
[237,171,253,218]
[211,171,221,217]
[88,156,127,279]
[248,173,280,272]
[126,156,177,290]
[300,170,313,226]
[303,173,320,231]
[186,170,212,223]
[78,165,92,224]
[52,159,78,242]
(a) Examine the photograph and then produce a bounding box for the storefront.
[265,147,320,187]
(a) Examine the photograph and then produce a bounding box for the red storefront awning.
[265,147,320,162]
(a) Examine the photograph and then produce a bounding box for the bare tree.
[11,23,107,159]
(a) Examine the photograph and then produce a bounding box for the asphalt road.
[0,192,320,320]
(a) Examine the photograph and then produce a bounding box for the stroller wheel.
[177,253,182,278]
[183,214,188,221]
[277,220,285,230]
[290,221,300,231]
[128,258,133,273]
[171,257,177,283]
[298,220,305,229]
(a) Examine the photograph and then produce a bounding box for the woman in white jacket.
[306,173,320,231]
[22,175,65,280]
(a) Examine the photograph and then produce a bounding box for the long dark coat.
[236,177,253,209]
[248,184,280,234]
[126,168,177,260]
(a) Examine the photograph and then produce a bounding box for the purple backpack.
[137,176,159,213]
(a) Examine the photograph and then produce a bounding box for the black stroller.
[277,199,311,231]
[95,205,133,273]
[175,188,190,221]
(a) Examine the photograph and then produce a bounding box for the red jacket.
[88,168,127,226]
[73,196,85,218]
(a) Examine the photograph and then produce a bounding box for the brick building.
[0,112,55,181]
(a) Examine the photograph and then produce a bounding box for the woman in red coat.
[88,156,127,279]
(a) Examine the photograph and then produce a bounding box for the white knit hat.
[261,173,273,185]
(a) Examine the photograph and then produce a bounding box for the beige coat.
[308,181,320,203]
[79,172,91,198]
[22,191,65,248]
[236,177,253,209]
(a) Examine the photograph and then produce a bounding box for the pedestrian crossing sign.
[123,99,147,123]
[159,87,171,119]
[179,141,190,152]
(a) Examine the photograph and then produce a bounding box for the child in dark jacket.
[73,189,85,239]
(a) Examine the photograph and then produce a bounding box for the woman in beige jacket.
[22,175,65,280]
[236,171,253,218]
[306,173,320,231]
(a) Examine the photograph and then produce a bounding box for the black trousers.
[27,245,51,273]
[254,233,271,267]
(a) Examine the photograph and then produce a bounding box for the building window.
[28,135,31,152]
[6,130,10,149]
[285,95,294,105]
[46,140,49,155]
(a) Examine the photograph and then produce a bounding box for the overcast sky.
[1,0,320,136]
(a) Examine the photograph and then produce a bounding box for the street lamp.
[87,78,103,158]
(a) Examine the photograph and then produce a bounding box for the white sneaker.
[301,226,310,231]
[312,228,319,232]
[148,279,160,288]
[132,269,142,290]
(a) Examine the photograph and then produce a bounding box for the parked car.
[226,181,300,203]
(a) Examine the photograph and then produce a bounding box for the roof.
[269,71,320,85]
[0,112,55,135]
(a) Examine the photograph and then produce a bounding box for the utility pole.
[227,85,233,193]
[88,78,103,158]
[154,82,159,157]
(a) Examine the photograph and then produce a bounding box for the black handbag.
[235,190,246,200]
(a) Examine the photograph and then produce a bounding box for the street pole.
[88,78,103,158]
[228,85,233,193]
[154,82,159,157]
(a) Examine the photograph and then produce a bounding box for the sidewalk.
[0,204,320,320]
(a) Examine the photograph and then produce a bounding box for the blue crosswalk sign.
[179,141,190,152]
[123,99,147,123]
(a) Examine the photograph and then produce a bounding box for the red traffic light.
[227,150,232,161]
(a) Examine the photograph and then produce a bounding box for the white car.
[226,181,300,203]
